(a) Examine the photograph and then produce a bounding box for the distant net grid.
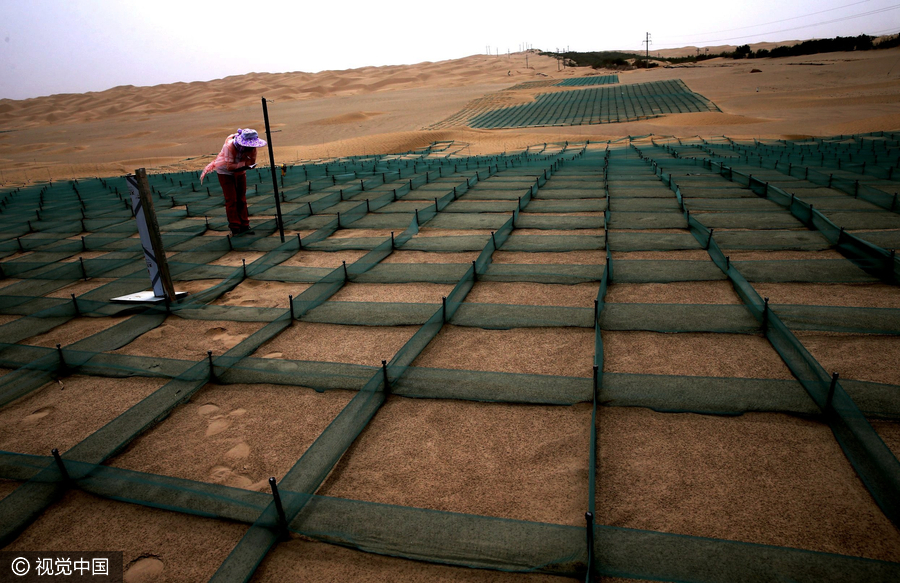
[427,78,714,130]
[554,75,619,87]
[0,134,898,581]
[467,79,719,128]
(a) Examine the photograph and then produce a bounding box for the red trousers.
[217,172,249,232]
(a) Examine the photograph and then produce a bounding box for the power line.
[660,0,878,40]
[658,4,900,45]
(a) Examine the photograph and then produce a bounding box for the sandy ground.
[111,317,265,361]
[253,323,418,366]
[317,397,591,526]
[8,46,900,185]
[492,250,607,264]
[598,407,900,562]
[5,490,247,582]
[605,281,742,304]
[466,282,599,307]
[753,283,900,308]
[602,331,795,379]
[329,283,455,303]
[793,332,900,385]
[382,250,482,264]
[280,250,369,268]
[22,315,133,347]
[213,279,312,309]
[0,375,165,455]
[110,383,355,490]
[2,42,900,582]
[413,326,595,377]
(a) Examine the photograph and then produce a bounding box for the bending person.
[200,128,266,235]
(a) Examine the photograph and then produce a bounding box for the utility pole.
[643,32,652,60]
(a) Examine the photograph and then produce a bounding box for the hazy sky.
[1,0,898,100]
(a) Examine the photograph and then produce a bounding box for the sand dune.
[0,47,897,184]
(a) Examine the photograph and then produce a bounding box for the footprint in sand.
[225,441,250,459]
[209,465,253,488]
[261,352,282,359]
[124,556,164,583]
[204,326,246,350]
[206,417,231,436]
[197,403,220,416]
[22,407,53,423]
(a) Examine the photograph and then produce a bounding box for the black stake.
[207,350,216,382]
[342,260,348,281]
[79,257,87,280]
[242,258,247,279]
[825,372,840,412]
[289,295,295,320]
[585,511,595,582]
[382,360,390,395]
[262,97,285,242]
[442,296,447,322]
[52,448,71,484]
[762,297,769,334]
[56,343,66,370]
[268,477,288,530]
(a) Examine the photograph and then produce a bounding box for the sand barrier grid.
[0,140,898,580]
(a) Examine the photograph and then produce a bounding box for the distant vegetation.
[543,33,900,69]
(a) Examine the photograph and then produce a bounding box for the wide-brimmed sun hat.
[235,128,267,148]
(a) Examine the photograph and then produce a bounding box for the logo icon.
[10,556,30,576]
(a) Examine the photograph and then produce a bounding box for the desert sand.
[0,40,899,583]
[2,48,900,186]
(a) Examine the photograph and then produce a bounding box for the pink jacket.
[200,133,257,183]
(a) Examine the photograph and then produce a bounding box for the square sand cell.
[5,490,247,582]
[213,280,312,309]
[602,331,794,379]
[793,332,900,385]
[329,283,455,304]
[111,316,265,361]
[610,250,711,261]
[209,251,267,267]
[413,326,594,378]
[0,374,165,455]
[727,250,846,261]
[491,250,607,265]
[597,407,900,562]
[752,283,900,308]
[465,282,599,308]
[380,250,481,264]
[414,229,492,238]
[280,250,369,268]
[327,229,395,239]
[317,397,590,526]
[110,383,355,490]
[251,537,565,583]
[604,281,742,304]
[253,322,418,366]
[21,315,134,348]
